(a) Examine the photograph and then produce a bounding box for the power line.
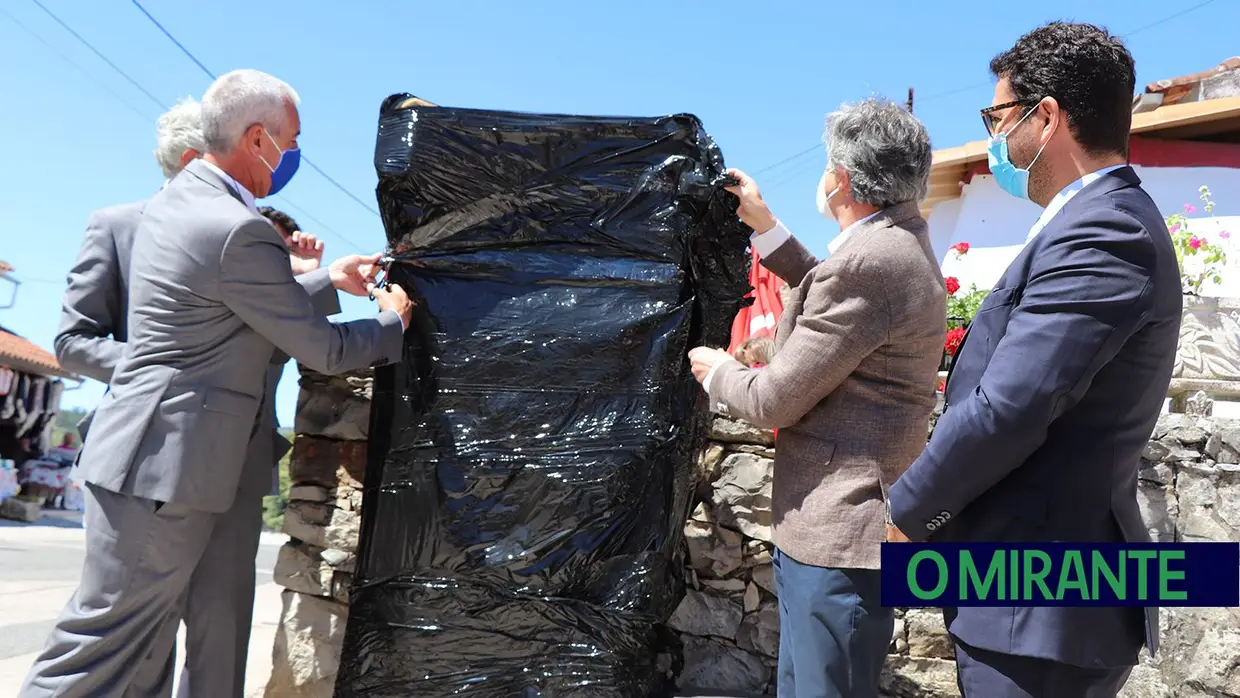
[0,6,153,122]
[753,0,1224,190]
[28,0,165,111]
[1125,0,1219,38]
[21,0,362,252]
[129,0,384,221]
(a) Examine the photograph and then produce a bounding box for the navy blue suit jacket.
[889,167,1182,668]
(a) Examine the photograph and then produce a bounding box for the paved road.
[0,510,285,697]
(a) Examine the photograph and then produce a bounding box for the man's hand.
[372,282,414,330]
[328,253,383,297]
[722,168,778,234]
[688,346,734,384]
[886,524,912,543]
[288,231,324,276]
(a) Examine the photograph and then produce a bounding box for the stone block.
[879,655,961,698]
[294,368,373,441]
[668,589,744,640]
[1137,607,1240,698]
[751,563,776,595]
[273,542,334,598]
[1137,479,1177,543]
[695,444,726,488]
[686,519,744,579]
[288,485,331,503]
[904,609,954,660]
[0,497,42,523]
[1118,663,1172,698]
[678,636,771,694]
[1206,422,1240,465]
[289,437,368,489]
[710,452,774,542]
[743,582,760,613]
[282,501,329,549]
[710,418,775,447]
[265,590,348,698]
[1176,462,1240,542]
[891,617,908,654]
[736,601,779,659]
[728,443,778,458]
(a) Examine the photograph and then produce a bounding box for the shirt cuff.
[703,362,722,394]
[750,220,792,259]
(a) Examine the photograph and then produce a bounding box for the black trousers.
[954,639,1134,698]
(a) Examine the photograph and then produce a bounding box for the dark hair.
[258,206,300,236]
[990,22,1135,156]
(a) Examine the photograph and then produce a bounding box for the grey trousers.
[19,484,216,698]
[126,488,266,698]
[175,489,266,698]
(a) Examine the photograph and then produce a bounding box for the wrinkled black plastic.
[335,95,752,698]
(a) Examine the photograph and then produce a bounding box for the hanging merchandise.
[334,95,753,698]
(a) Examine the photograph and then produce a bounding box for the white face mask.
[816,169,841,221]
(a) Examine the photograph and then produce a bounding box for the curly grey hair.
[154,97,206,179]
[824,97,932,209]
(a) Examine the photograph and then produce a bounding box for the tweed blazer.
[708,201,945,569]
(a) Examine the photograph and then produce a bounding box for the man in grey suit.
[23,68,413,698]
[688,98,946,697]
[56,97,335,698]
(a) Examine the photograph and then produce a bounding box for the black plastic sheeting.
[335,94,752,698]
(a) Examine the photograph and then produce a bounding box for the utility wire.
[0,5,152,122]
[751,0,1224,188]
[130,0,384,220]
[21,0,363,252]
[28,0,165,111]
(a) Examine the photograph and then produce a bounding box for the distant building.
[924,58,1240,297]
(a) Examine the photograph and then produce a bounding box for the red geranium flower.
[951,242,971,256]
[945,328,966,356]
[945,276,961,295]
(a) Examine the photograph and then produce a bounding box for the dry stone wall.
[265,368,372,698]
[267,365,1240,698]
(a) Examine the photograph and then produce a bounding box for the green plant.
[1166,186,1229,295]
[262,452,292,532]
[946,282,989,331]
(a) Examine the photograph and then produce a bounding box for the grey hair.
[154,97,206,179]
[200,69,300,155]
[824,97,932,208]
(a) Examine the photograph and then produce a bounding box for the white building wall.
[934,166,1240,296]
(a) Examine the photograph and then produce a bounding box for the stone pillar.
[265,368,372,698]
[674,417,779,695]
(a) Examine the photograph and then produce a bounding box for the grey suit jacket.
[75,160,404,513]
[56,196,341,498]
[708,202,946,569]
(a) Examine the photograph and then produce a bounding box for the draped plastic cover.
[335,94,752,697]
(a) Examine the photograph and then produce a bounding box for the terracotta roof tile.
[0,329,75,379]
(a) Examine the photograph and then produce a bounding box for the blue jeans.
[774,548,893,698]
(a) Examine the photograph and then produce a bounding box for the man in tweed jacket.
[689,97,946,698]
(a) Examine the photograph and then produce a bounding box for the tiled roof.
[0,328,76,379]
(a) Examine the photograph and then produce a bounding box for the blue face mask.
[987,106,1049,201]
[260,128,301,196]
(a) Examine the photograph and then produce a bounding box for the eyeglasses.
[980,99,1040,137]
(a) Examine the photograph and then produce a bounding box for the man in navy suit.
[888,22,1182,698]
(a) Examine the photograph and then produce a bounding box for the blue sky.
[1,0,1236,426]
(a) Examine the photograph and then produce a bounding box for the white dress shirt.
[703,212,880,394]
[201,160,260,214]
[1025,165,1126,241]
